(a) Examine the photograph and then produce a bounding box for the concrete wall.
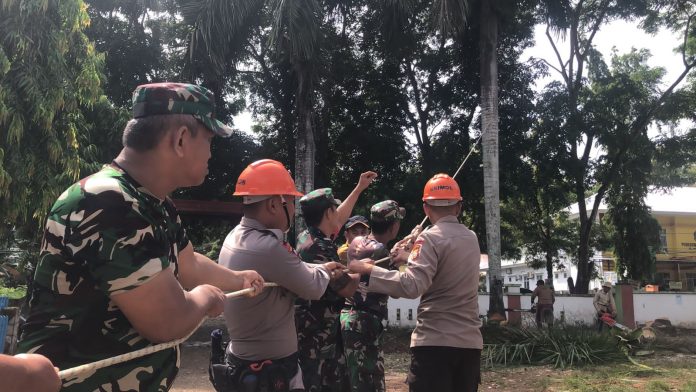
[388,292,696,328]
[633,292,696,328]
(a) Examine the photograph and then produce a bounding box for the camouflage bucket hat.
[131,82,233,137]
[370,200,406,223]
[345,215,369,230]
[299,188,341,214]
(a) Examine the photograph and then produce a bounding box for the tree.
[179,0,327,236]
[0,0,104,242]
[537,0,696,293]
[478,0,506,316]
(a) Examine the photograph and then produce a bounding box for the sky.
[232,20,690,137]
[524,20,686,91]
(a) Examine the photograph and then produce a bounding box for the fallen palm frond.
[482,326,626,368]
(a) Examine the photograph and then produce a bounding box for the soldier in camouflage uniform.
[295,173,376,392]
[342,200,406,392]
[18,83,264,392]
[337,216,370,265]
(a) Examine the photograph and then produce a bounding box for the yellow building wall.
[656,215,696,261]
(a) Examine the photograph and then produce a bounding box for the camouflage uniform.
[18,83,232,391]
[295,189,350,392]
[341,201,405,392]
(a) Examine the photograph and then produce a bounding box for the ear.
[172,125,189,158]
[265,197,278,215]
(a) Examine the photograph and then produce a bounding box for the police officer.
[350,174,483,392]
[337,216,370,265]
[217,159,357,392]
[342,200,406,392]
[18,83,264,392]
[295,173,375,392]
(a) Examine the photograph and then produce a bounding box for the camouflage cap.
[131,82,233,137]
[299,188,341,214]
[344,215,369,230]
[370,200,406,223]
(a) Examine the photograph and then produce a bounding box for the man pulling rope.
[17,83,265,391]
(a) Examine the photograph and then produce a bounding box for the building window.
[603,260,615,272]
[563,273,568,278]
[536,274,543,281]
[659,228,667,253]
[655,272,671,286]
[396,309,401,321]
[508,277,512,283]
[408,309,413,320]
[555,273,559,279]
[686,273,696,292]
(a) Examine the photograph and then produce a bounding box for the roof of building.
[568,186,696,218]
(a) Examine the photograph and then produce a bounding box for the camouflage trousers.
[296,303,349,392]
[340,309,386,392]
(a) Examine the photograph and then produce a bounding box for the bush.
[0,285,27,299]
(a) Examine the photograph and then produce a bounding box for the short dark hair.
[370,219,397,235]
[303,206,331,228]
[425,202,461,216]
[537,279,545,286]
[122,114,201,151]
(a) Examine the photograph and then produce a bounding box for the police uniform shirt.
[367,215,483,350]
[218,217,331,360]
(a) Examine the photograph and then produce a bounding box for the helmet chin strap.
[279,195,292,235]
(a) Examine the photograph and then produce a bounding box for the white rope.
[58,282,279,381]
[373,135,483,266]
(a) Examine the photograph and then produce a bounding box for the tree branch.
[545,23,570,85]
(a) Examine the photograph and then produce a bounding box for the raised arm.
[336,171,377,224]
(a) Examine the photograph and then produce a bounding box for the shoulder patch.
[409,243,422,261]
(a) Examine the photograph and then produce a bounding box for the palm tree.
[477,0,505,318]
[179,0,322,230]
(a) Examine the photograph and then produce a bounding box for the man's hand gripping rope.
[57,283,278,382]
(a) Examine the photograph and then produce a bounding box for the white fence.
[634,293,696,328]
[389,293,696,328]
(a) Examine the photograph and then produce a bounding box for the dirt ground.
[171,317,410,392]
[171,318,696,392]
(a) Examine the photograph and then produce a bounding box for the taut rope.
[58,282,279,381]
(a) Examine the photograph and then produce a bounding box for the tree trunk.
[574,216,592,293]
[480,0,504,318]
[545,252,553,285]
[293,68,315,239]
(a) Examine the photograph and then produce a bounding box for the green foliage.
[0,285,27,299]
[482,326,626,368]
[0,0,113,243]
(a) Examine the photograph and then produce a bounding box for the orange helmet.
[234,159,303,199]
[422,174,462,206]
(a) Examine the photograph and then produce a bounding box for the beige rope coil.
[58,282,279,381]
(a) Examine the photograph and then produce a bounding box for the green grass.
[681,381,696,392]
[546,362,696,392]
[646,380,672,392]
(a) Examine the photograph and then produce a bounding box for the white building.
[479,255,613,293]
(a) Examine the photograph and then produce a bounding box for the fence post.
[615,284,635,328]
[507,294,521,326]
